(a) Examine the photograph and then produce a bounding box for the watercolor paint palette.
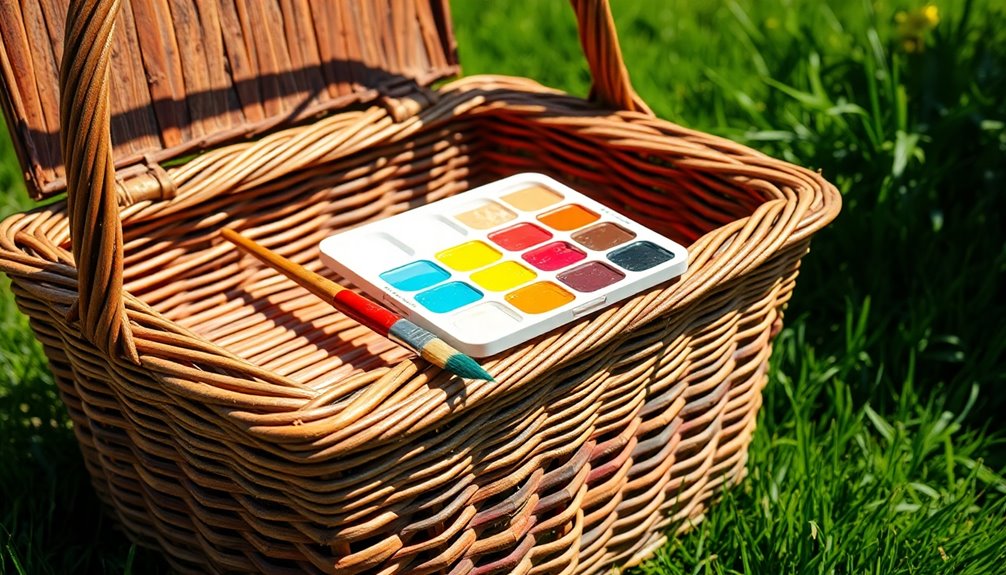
[320,173,688,357]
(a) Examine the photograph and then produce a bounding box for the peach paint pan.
[320,173,688,357]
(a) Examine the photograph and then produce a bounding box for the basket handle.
[55,0,648,363]
[570,0,654,115]
[59,0,138,363]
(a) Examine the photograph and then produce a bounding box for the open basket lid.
[0,0,459,200]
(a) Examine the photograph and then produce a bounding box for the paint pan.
[320,173,688,356]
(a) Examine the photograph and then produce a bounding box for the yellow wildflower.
[895,4,940,53]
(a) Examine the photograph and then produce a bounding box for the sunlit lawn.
[3,1,1005,573]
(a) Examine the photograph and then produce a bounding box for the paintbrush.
[220,228,494,381]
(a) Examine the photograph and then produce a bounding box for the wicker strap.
[59,0,138,363]
[56,0,645,363]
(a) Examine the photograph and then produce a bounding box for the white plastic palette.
[320,173,688,357]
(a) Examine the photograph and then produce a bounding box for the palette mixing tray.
[320,173,688,357]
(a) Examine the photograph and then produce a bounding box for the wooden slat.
[280,0,326,104]
[304,1,344,99]
[375,0,397,77]
[0,3,47,172]
[22,1,59,155]
[34,0,68,186]
[241,0,292,118]
[0,0,460,199]
[110,1,162,157]
[428,0,458,70]
[38,0,68,64]
[218,0,265,124]
[419,0,450,71]
[171,0,216,139]
[333,1,359,97]
[394,0,415,74]
[193,0,245,132]
[354,1,382,74]
[129,0,191,147]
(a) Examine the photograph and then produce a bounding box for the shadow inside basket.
[119,106,767,390]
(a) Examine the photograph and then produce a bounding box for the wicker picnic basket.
[0,0,840,573]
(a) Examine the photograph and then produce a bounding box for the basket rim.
[0,74,841,453]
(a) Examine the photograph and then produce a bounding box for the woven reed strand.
[0,0,840,573]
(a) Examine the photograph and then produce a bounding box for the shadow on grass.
[0,278,171,574]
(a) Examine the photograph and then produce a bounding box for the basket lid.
[0,0,459,199]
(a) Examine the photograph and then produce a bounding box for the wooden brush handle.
[221,229,398,334]
[220,230,339,298]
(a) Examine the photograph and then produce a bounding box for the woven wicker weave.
[0,1,840,573]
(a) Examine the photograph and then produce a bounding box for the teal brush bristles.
[444,352,496,382]
[389,319,494,380]
[218,229,494,381]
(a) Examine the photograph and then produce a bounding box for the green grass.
[3,0,1005,573]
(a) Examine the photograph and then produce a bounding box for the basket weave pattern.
[0,1,840,573]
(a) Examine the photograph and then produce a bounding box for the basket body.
[0,75,835,574]
[0,0,840,573]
